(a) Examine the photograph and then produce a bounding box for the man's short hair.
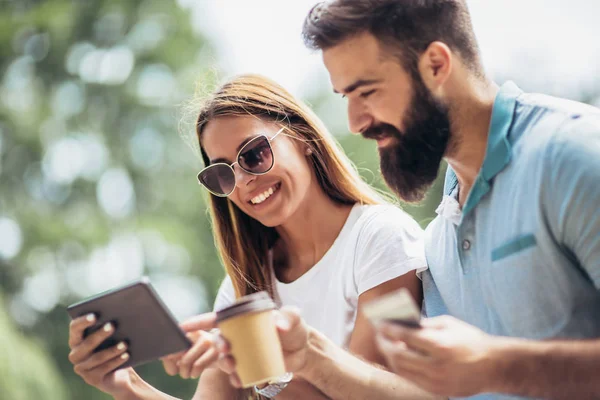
[302,0,483,78]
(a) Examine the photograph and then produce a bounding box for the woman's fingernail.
[215,336,227,352]
[276,316,291,330]
[103,323,113,332]
[117,342,126,351]
[86,313,96,322]
[121,352,129,360]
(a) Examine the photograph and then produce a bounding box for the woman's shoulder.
[213,275,235,312]
[352,203,423,236]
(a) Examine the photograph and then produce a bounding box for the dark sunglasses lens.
[238,137,273,173]
[198,164,235,196]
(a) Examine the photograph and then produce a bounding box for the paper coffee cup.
[216,291,286,388]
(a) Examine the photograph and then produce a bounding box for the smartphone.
[361,287,421,328]
[67,277,192,369]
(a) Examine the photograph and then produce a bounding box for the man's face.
[323,32,452,202]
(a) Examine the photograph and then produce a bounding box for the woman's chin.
[253,205,292,228]
[256,213,286,228]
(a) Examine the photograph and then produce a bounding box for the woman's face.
[201,115,315,227]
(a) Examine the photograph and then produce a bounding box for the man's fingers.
[376,334,434,374]
[180,313,217,332]
[68,313,97,348]
[420,315,454,329]
[377,322,440,355]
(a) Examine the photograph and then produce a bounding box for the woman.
[67,74,426,399]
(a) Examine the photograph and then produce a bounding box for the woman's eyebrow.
[209,134,261,164]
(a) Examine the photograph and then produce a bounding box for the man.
[189,1,600,399]
[301,0,600,398]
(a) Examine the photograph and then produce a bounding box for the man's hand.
[376,315,500,397]
[217,306,310,388]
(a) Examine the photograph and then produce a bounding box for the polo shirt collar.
[441,81,522,217]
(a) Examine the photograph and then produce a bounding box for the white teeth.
[251,185,278,204]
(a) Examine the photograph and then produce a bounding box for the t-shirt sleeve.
[213,275,236,312]
[544,115,600,289]
[353,206,427,295]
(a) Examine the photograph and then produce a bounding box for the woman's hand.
[162,330,220,379]
[161,312,219,380]
[68,314,135,396]
[215,307,310,388]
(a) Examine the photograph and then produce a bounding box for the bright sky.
[184,0,600,104]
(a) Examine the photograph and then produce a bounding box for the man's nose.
[347,98,372,134]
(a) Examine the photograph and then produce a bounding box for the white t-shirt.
[213,203,427,348]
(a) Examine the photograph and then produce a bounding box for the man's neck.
[445,79,499,207]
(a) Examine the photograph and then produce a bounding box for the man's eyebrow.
[209,135,260,164]
[333,78,381,95]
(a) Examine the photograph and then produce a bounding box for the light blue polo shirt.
[421,82,600,400]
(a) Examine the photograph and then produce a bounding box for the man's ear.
[418,41,452,95]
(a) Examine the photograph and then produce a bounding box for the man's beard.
[363,77,452,203]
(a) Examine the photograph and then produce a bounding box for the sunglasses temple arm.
[271,127,285,140]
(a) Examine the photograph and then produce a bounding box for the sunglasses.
[197,127,284,197]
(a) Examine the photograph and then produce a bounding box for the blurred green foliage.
[0,0,221,398]
[0,0,442,399]
[0,296,67,400]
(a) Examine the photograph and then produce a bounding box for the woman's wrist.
[296,327,329,381]
[254,372,294,398]
[112,370,160,400]
[112,382,139,400]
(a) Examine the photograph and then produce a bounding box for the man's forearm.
[297,328,441,400]
[491,337,600,400]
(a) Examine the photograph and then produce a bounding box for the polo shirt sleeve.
[543,115,600,289]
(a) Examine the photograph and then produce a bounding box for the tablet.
[361,287,422,328]
[67,277,192,369]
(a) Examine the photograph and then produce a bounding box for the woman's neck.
[274,184,354,282]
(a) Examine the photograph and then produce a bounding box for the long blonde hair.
[195,74,386,299]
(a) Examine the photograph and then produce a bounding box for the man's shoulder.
[515,91,599,138]
[517,91,600,119]
[512,93,600,164]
